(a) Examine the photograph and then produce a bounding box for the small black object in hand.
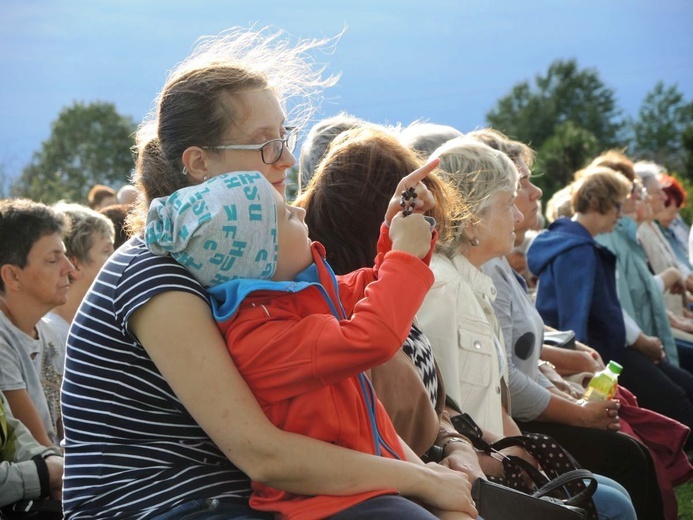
[401,187,417,216]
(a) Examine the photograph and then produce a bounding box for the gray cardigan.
[483,257,552,421]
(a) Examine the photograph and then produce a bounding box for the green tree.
[286,166,300,203]
[629,82,693,176]
[0,163,10,199]
[487,59,625,197]
[535,121,600,195]
[12,101,136,204]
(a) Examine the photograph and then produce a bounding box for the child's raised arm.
[384,158,439,226]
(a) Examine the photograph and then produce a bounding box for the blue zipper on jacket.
[316,259,400,460]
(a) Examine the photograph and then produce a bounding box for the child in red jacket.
[145,167,477,520]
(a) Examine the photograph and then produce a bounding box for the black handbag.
[472,472,596,520]
[0,499,63,520]
[451,413,598,520]
[544,329,577,350]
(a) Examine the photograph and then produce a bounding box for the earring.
[181,166,189,176]
[203,175,209,181]
[470,237,480,247]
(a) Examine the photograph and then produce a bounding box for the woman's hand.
[668,309,693,333]
[632,333,665,364]
[385,158,439,225]
[439,443,486,483]
[685,273,693,293]
[659,266,685,294]
[418,462,478,517]
[548,381,582,401]
[578,399,621,431]
[540,362,584,400]
[574,341,605,370]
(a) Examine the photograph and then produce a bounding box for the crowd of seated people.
[3,25,693,520]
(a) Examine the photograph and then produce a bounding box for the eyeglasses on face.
[630,182,648,201]
[203,127,298,165]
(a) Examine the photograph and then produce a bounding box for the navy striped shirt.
[61,237,251,519]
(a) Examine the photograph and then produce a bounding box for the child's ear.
[182,146,212,183]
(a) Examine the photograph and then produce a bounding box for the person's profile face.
[203,89,296,200]
[513,158,542,235]
[475,190,523,262]
[14,233,75,308]
[271,189,313,281]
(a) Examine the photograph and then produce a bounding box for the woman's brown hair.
[127,27,339,234]
[296,126,457,274]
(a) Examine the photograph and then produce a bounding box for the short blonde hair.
[432,137,519,258]
[398,121,463,159]
[545,185,573,223]
[589,150,635,182]
[466,128,535,168]
[571,166,632,215]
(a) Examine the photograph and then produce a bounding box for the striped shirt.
[61,237,251,519]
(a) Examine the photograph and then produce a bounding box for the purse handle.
[533,468,598,506]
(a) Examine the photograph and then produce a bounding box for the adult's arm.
[2,389,52,447]
[622,309,642,346]
[130,290,472,513]
[436,410,485,482]
[227,250,433,402]
[0,393,62,506]
[540,344,601,375]
[534,389,621,431]
[484,260,551,422]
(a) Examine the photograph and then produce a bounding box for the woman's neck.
[462,248,493,270]
[574,213,602,237]
[0,296,42,338]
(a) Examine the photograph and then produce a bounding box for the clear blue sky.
[1,0,692,183]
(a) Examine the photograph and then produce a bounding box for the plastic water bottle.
[582,361,623,402]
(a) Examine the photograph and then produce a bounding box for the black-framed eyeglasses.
[204,127,298,165]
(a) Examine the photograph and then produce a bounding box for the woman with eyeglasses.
[527,167,693,449]
[60,27,473,519]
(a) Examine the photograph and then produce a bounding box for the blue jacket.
[527,218,626,362]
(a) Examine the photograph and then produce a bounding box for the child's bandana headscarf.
[145,171,278,287]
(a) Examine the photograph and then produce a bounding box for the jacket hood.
[527,218,594,275]
[208,242,329,322]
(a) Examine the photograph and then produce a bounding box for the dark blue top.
[527,218,626,362]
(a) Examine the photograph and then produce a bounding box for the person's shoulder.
[0,310,22,344]
[37,316,67,344]
[481,257,508,279]
[104,236,200,287]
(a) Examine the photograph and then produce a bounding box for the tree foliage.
[629,82,693,174]
[486,59,625,197]
[12,101,136,204]
[286,166,300,203]
[534,121,601,195]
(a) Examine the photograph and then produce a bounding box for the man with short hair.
[0,199,74,446]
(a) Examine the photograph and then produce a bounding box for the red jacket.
[213,225,436,519]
